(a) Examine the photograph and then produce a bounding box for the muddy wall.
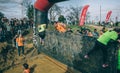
[0,43,16,73]
[33,30,119,73]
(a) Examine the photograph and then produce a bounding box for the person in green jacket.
[84,27,120,68]
[117,48,120,73]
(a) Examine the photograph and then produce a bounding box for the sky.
[0,0,29,19]
[57,0,120,22]
[0,0,120,22]
[0,0,23,18]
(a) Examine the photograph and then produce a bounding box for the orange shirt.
[24,69,30,73]
[16,37,24,46]
[56,23,66,33]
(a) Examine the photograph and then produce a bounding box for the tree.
[58,15,66,23]
[48,4,62,23]
[21,0,32,18]
[27,5,34,19]
[66,6,82,25]
[0,12,4,28]
[0,12,4,20]
[22,0,32,7]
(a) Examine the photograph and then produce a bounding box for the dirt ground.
[4,53,74,73]
[0,29,76,73]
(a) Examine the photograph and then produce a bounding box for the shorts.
[38,31,45,39]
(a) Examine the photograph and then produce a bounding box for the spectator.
[86,29,93,37]
[0,27,5,42]
[16,34,25,56]
[6,21,12,40]
[110,21,114,27]
[99,26,107,36]
[13,34,19,48]
[92,29,99,38]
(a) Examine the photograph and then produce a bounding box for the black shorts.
[38,31,45,39]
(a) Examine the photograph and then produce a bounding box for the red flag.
[105,11,112,23]
[79,5,89,26]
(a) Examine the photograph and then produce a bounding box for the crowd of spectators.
[0,17,33,42]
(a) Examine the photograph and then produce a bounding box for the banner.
[79,5,89,26]
[105,11,112,23]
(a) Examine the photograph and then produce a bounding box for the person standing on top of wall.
[84,27,120,68]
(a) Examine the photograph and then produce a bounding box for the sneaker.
[84,55,89,59]
[102,64,108,68]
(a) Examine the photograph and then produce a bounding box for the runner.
[54,22,66,33]
[117,48,120,73]
[23,63,30,73]
[38,24,46,45]
[84,28,120,68]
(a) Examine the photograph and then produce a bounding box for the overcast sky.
[0,0,27,19]
[57,0,120,22]
[0,0,120,22]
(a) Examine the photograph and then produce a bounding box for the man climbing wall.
[34,0,68,25]
[117,48,120,73]
[33,0,69,53]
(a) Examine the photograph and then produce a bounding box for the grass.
[47,24,97,32]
